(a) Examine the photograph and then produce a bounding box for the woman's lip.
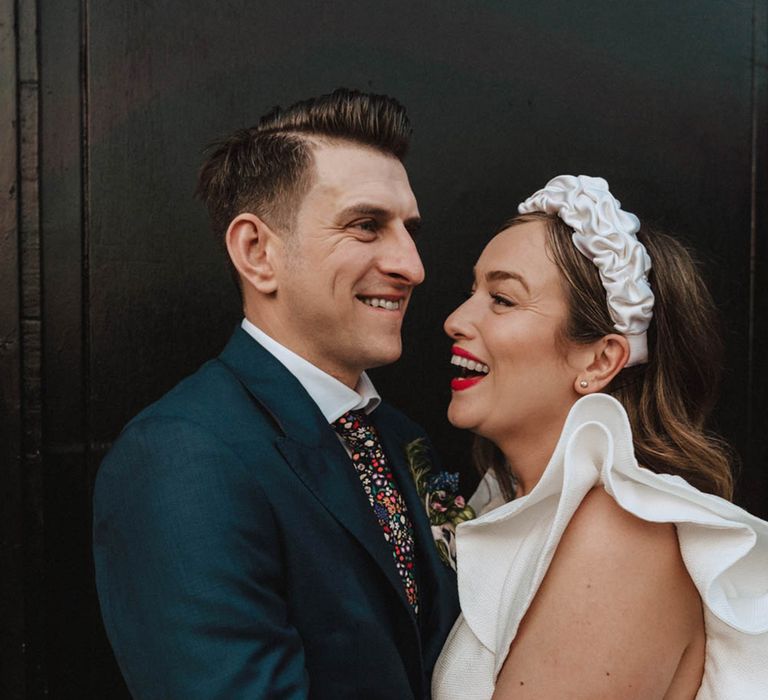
[452,345,486,364]
[451,376,485,391]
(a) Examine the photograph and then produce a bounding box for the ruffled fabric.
[518,175,654,366]
[433,394,768,700]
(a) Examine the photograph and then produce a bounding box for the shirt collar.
[241,318,381,423]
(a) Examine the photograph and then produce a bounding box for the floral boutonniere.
[405,438,475,570]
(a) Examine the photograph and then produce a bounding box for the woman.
[432,176,768,699]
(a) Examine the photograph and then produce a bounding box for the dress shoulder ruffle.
[454,393,768,693]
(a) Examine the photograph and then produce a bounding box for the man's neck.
[240,318,380,422]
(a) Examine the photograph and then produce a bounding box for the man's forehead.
[305,142,416,209]
[310,140,405,176]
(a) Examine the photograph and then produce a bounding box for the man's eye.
[351,220,379,232]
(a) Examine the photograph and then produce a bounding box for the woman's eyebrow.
[485,270,530,293]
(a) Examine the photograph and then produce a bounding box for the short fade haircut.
[195,88,412,241]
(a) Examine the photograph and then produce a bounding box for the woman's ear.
[225,213,281,294]
[573,334,630,395]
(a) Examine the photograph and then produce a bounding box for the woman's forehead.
[477,221,560,284]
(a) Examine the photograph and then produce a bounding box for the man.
[93,89,459,699]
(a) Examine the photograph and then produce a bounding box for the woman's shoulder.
[553,486,702,626]
[560,486,688,579]
[492,486,705,698]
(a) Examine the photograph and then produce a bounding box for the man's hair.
[195,88,412,240]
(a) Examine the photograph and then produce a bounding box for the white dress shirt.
[241,318,380,423]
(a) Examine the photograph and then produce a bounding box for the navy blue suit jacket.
[93,328,460,699]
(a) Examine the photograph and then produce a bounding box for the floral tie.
[333,410,419,614]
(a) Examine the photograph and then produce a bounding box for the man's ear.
[572,334,630,395]
[225,213,282,294]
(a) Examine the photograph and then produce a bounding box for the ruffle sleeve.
[454,393,768,690]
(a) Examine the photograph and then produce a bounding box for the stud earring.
[579,380,589,388]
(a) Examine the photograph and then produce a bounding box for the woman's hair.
[476,211,734,501]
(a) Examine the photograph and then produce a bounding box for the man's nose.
[380,226,426,285]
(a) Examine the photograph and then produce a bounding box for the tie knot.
[333,410,376,447]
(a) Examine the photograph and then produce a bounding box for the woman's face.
[444,219,581,445]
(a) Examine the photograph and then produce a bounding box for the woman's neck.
[495,415,568,497]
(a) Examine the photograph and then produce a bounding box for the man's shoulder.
[96,356,280,497]
[128,357,249,431]
[112,352,288,460]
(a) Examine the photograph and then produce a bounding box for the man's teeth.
[450,355,490,374]
[362,297,401,310]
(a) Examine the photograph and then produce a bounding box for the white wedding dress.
[432,394,768,700]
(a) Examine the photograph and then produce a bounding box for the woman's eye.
[491,294,515,307]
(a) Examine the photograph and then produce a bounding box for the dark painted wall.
[3,0,766,697]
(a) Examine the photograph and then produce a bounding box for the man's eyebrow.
[337,204,422,231]
[485,270,530,292]
[338,204,390,219]
[404,216,422,233]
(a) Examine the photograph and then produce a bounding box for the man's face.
[271,142,424,387]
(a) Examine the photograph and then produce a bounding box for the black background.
[2,1,766,697]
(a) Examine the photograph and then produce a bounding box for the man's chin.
[360,341,403,370]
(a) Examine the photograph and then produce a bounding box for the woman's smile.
[450,345,490,391]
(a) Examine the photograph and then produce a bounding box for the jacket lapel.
[274,435,418,619]
[375,416,459,639]
[218,328,420,623]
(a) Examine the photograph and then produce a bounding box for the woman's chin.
[447,403,478,431]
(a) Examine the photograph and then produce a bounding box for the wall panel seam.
[18,0,46,695]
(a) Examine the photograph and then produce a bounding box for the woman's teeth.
[450,355,490,374]
[361,297,402,310]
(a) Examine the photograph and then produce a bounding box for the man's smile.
[357,294,406,311]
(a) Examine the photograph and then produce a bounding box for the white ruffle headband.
[518,175,654,367]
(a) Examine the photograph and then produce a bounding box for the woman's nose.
[444,298,474,339]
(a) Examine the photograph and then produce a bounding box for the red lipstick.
[450,345,488,391]
[451,376,485,391]
[452,346,485,364]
